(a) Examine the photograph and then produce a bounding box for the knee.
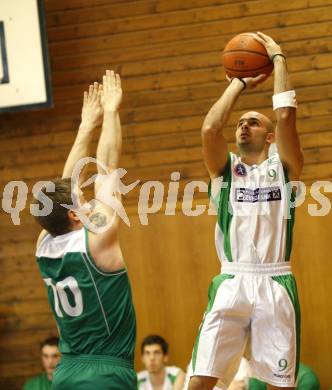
[188,377,203,390]
[189,376,216,390]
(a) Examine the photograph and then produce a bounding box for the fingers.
[254,73,267,82]
[103,69,113,92]
[88,84,94,98]
[85,82,100,103]
[106,69,113,90]
[256,31,272,42]
[92,82,99,101]
[83,91,88,105]
[86,70,121,104]
[97,84,103,103]
[103,69,121,90]
[103,74,108,94]
[253,32,266,47]
[115,73,121,88]
[252,73,267,87]
[110,70,116,89]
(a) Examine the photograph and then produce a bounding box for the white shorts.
[191,262,300,388]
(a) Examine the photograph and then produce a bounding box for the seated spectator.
[138,334,185,389]
[22,336,61,390]
[248,363,320,390]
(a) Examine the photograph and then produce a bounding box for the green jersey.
[22,373,51,390]
[36,228,136,362]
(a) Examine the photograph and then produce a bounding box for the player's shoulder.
[23,373,46,389]
[166,365,182,375]
[36,228,85,259]
[36,229,49,251]
[267,152,281,164]
[137,370,149,388]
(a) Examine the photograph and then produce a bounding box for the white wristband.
[272,90,298,111]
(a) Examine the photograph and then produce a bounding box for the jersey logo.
[235,187,282,202]
[267,168,277,180]
[234,163,247,176]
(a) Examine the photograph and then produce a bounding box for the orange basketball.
[222,33,273,78]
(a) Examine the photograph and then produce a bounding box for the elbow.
[201,124,220,137]
[277,107,295,122]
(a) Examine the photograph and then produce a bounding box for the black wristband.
[271,53,286,62]
[235,77,246,90]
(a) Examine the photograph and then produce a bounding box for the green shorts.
[52,354,137,390]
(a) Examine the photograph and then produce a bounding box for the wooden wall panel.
[0,0,331,388]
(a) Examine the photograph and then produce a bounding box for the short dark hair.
[32,178,73,236]
[141,335,168,355]
[40,336,59,349]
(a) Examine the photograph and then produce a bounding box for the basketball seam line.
[222,49,270,58]
[224,63,273,72]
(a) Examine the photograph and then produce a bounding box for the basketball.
[222,33,273,78]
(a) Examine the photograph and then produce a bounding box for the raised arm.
[87,70,125,271]
[96,70,122,175]
[202,75,265,179]
[37,83,102,248]
[62,82,103,179]
[255,32,304,181]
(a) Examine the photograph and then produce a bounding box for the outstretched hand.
[100,69,122,112]
[254,32,283,60]
[227,73,268,90]
[81,82,103,128]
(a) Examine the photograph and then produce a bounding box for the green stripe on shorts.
[192,273,234,372]
[272,274,301,379]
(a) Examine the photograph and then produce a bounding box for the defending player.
[189,32,303,390]
[32,70,137,389]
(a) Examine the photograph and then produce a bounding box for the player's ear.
[266,131,275,144]
[68,209,80,222]
[164,354,169,364]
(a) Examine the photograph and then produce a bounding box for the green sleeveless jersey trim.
[283,167,296,262]
[209,152,296,264]
[208,153,233,262]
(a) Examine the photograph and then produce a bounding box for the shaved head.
[239,111,274,133]
[235,111,275,155]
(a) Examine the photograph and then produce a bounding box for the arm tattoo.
[89,212,108,227]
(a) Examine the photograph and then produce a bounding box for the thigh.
[192,274,251,387]
[250,274,300,388]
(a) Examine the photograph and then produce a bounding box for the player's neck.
[149,367,166,388]
[239,149,268,166]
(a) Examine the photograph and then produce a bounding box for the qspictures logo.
[2,157,332,232]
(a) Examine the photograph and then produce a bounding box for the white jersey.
[210,152,295,264]
[137,366,181,390]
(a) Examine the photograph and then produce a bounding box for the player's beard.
[237,137,265,155]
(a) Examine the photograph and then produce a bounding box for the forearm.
[96,110,122,172]
[62,123,95,178]
[273,56,292,94]
[273,56,296,124]
[203,79,244,133]
[273,57,303,178]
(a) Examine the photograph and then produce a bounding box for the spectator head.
[141,335,169,374]
[40,336,61,379]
